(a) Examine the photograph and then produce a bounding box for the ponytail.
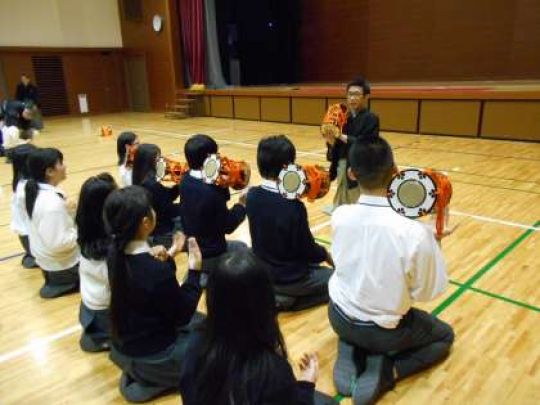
[107,236,131,340]
[11,143,36,192]
[117,132,137,166]
[132,143,160,185]
[25,147,64,218]
[25,179,39,218]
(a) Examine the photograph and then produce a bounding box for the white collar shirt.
[329,195,448,329]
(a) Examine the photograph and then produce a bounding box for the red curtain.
[179,0,206,84]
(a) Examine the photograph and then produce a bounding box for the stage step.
[175,98,196,103]
[164,111,188,119]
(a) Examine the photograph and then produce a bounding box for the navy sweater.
[179,174,246,258]
[141,177,180,237]
[112,253,202,357]
[246,186,327,284]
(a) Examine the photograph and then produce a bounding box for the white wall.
[0,0,122,47]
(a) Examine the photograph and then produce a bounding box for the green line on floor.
[432,220,539,315]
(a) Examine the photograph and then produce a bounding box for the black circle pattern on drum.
[277,164,307,200]
[202,154,221,184]
[388,169,437,218]
[155,157,167,181]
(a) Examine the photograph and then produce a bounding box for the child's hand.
[187,237,202,271]
[238,188,249,206]
[298,353,319,384]
[150,245,169,262]
[167,231,187,257]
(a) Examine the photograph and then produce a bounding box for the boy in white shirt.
[328,137,454,404]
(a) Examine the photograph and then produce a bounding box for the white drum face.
[277,164,307,200]
[156,157,167,181]
[203,154,221,184]
[388,169,437,218]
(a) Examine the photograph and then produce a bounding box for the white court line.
[450,210,539,231]
[131,127,326,158]
[135,127,539,232]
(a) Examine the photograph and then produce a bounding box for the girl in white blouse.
[25,147,80,298]
[10,143,38,268]
[116,131,139,187]
[75,173,117,352]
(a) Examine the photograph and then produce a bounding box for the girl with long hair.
[116,131,138,187]
[132,143,181,247]
[75,173,117,352]
[103,186,203,402]
[25,147,79,298]
[10,143,38,268]
[180,250,323,405]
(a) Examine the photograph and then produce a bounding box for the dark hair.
[348,137,395,190]
[103,186,153,339]
[193,251,287,404]
[76,173,117,260]
[346,76,371,96]
[184,134,218,169]
[132,143,160,185]
[25,148,64,218]
[257,135,296,179]
[117,131,138,166]
[11,143,37,192]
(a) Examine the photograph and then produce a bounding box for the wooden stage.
[189,81,540,142]
[0,113,539,404]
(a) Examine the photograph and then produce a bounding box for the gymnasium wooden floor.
[0,113,539,404]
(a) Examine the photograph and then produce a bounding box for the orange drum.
[425,169,453,240]
[387,168,453,240]
[203,154,251,190]
[100,125,113,137]
[277,164,331,202]
[156,156,189,184]
[321,103,348,145]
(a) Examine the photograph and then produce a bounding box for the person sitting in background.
[116,131,139,187]
[246,135,334,311]
[75,173,117,352]
[103,186,204,403]
[179,134,247,282]
[10,143,38,268]
[132,143,181,248]
[180,250,338,405]
[26,147,80,298]
[0,100,37,158]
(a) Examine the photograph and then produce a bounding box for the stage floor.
[190,81,540,142]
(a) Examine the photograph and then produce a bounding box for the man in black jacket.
[15,74,43,130]
[325,77,379,214]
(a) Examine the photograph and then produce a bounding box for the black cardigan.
[328,108,379,188]
[246,186,327,284]
[141,177,180,237]
[112,253,202,357]
[179,174,245,258]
